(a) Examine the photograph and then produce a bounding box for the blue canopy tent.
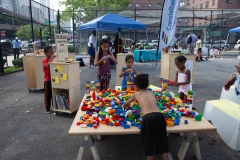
[229,27,240,33]
[78,13,146,31]
[222,26,240,58]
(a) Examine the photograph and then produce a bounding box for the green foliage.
[15,24,39,39]
[0,14,20,26]
[68,45,74,53]
[12,58,23,68]
[4,66,23,74]
[60,0,130,23]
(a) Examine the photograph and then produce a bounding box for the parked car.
[212,40,230,49]
[26,41,48,52]
[234,39,240,50]
[1,39,13,55]
[122,38,134,49]
[149,40,159,49]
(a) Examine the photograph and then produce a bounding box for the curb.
[0,69,24,76]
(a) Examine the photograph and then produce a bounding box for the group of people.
[185,33,221,61]
[40,29,199,160]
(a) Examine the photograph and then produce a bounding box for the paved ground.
[1,57,240,160]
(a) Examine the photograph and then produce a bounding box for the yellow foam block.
[208,99,240,120]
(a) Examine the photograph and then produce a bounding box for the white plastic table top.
[68,95,216,136]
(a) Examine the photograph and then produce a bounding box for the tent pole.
[221,33,229,59]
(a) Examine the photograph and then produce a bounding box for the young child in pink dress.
[174,55,192,102]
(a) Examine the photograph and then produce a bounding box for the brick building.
[127,0,164,33]
[179,0,240,30]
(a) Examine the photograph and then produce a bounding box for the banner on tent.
[158,0,180,51]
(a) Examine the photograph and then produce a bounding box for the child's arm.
[45,55,56,69]
[109,52,118,64]
[177,70,191,85]
[122,94,136,108]
[94,52,104,66]
[174,70,178,86]
[224,75,236,91]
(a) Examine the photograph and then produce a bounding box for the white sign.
[158,0,180,51]
[55,34,69,60]
[185,60,193,81]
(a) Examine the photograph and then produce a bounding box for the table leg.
[192,132,201,160]
[177,132,201,160]
[177,133,192,160]
[77,135,100,160]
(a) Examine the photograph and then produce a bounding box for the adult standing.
[88,31,96,68]
[196,35,202,62]
[185,33,197,54]
[112,33,123,57]
[21,38,27,56]
[12,37,21,60]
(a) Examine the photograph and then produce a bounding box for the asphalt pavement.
[1,57,240,160]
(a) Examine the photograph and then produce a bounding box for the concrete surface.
[1,57,240,160]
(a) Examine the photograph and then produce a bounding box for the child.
[94,39,118,90]
[174,55,192,102]
[119,55,138,91]
[122,74,169,160]
[42,46,56,114]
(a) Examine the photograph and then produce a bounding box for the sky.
[51,0,66,11]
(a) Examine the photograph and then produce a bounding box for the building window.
[136,3,140,8]
[185,19,189,23]
[149,3,152,8]
[212,0,215,5]
[180,2,185,7]
[156,4,161,8]
[128,3,132,8]
[136,11,140,15]
[143,3,145,8]
[226,0,232,4]
[148,12,151,15]
[187,0,190,5]
[200,3,203,9]
[206,1,209,8]
[148,27,151,31]
[156,28,160,32]
[136,19,139,22]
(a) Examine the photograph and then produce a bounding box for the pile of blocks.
[77,88,202,129]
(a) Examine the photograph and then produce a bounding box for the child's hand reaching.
[126,69,132,73]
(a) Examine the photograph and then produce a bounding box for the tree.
[15,24,39,40]
[60,0,130,23]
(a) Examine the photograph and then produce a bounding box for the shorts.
[140,112,169,156]
[188,47,195,54]
[88,46,95,57]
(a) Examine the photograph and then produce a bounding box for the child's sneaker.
[45,110,51,114]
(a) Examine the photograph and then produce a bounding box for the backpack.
[187,34,192,44]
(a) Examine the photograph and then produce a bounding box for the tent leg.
[221,33,229,59]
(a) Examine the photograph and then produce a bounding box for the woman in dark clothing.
[112,33,123,57]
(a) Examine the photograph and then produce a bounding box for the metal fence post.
[134,8,136,42]
[48,8,52,39]
[72,9,75,54]
[0,40,4,75]
[29,0,35,42]
[40,27,42,49]
[57,9,60,34]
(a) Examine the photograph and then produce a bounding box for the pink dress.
[177,69,192,95]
